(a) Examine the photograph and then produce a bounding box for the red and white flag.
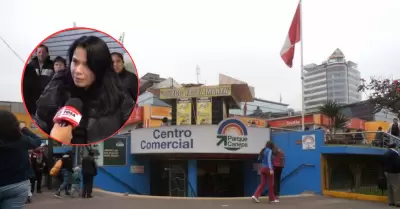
[280,2,301,68]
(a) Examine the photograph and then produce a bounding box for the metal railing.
[324,131,400,148]
[270,127,302,133]
[280,164,315,183]
[98,167,142,195]
[262,164,314,196]
[188,180,197,197]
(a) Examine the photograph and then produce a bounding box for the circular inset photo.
[21,27,139,145]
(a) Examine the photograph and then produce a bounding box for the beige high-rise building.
[303,49,362,113]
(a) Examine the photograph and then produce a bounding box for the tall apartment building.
[303,49,362,113]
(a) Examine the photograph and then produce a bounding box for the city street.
[25,191,390,209]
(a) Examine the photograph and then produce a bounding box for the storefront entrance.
[197,160,244,197]
[150,160,188,197]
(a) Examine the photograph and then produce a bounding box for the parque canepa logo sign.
[216,118,248,151]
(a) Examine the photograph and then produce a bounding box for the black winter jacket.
[117,69,138,100]
[383,149,400,173]
[82,155,97,176]
[0,128,42,187]
[61,154,74,173]
[22,57,54,115]
[33,70,134,144]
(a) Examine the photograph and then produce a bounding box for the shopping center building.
[92,83,270,197]
[84,71,393,199]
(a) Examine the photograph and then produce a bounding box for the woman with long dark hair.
[33,36,135,144]
[0,110,43,208]
[252,141,279,203]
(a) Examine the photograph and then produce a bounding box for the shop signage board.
[89,136,128,166]
[159,85,232,99]
[103,137,127,166]
[131,118,270,154]
[196,97,212,125]
[176,98,192,125]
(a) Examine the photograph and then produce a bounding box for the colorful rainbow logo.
[216,118,248,151]
[217,118,248,136]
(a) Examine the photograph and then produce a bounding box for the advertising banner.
[89,136,127,166]
[233,116,266,127]
[131,118,270,154]
[176,98,192,125]
[196,97,212,125]
[103,137,127,166]
[160,85,232,99]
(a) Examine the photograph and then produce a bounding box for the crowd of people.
[22,36,138,144]
[0,34,138,208]
[51,150,97,199]
[0,109,99,208]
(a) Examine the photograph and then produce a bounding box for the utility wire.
[0,35,25,64]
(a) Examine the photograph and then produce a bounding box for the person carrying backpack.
[50,151,73,198]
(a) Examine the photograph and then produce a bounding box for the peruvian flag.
[280,2,301,68]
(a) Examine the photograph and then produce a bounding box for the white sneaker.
[251,196,260,203]
[270,199,279,203]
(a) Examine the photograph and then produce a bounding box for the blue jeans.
[57,169,69,194]
[0,180,30,209]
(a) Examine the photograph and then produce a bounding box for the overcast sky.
[0,0,399,110]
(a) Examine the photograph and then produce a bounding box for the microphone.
[53,98,83,128]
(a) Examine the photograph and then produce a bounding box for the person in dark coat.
[55,151,74,197]
[29,151,46,193]
[33,36,135,144]
[0,111,42,208]
[22,45,54,115]
[383,143,400,206]
[111,52,138,100]
[81,150,97,198]
[388,118,399,137]
[354,129,365,144]
[26,155,35,204]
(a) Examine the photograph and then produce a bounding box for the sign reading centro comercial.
[131,118,270,154]
[159,85,232,99]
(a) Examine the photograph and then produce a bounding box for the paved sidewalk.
[24,191,390,209]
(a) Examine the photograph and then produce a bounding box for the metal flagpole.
[119,32,125,45]
[299,0,305,131]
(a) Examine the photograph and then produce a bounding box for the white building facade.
[303,49,362,112]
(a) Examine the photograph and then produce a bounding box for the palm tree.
[333,114,350,130]
[319,100,350,136]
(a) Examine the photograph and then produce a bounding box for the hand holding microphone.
[50,98,83,144]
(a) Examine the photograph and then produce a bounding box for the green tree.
[318,100,350,135]
[358,77,400,118]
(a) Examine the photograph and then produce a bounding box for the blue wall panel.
[243,130,324,196]
[188,159,197,197]
[94,130,386,197]
[94,136,150,195]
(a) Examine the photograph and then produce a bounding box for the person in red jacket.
[272,146,285,198]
